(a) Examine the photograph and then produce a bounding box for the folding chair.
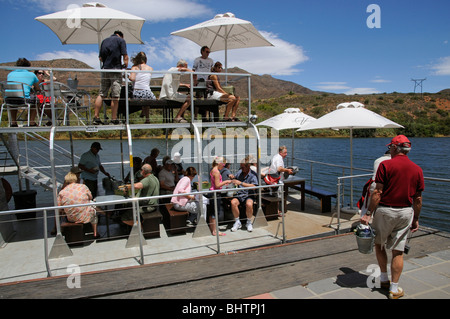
[0,81,38,127]
[40,82,91,126]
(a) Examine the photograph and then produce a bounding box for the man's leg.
[391,249,404,284]
[111,98,119,121]
[175,98,191,120]
[375,243,388,273]
[245,198,254,232]
[94,95,103,119]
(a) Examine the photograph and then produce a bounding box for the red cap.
[387,135,411,147]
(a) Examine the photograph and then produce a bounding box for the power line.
[411,78,426,95]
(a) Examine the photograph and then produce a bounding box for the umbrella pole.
[291,128,294,166]
[350,129,354,208]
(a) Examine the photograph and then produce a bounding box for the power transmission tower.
[411,78,426,95]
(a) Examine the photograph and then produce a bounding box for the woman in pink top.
[209,157,232,236]
[171,167,205,225]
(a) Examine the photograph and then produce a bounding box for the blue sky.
[1,0,449,94]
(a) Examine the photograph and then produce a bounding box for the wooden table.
[95,195,125,238]
[282,176,306,211]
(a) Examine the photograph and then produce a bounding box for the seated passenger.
[230,157,259,232]
[34,69,55,126]
[57,171,104,238]
[6,58,40,127]
[129,51,156,124]
[206,62,240,122]
[124,156,143,184]
[119,164,160,226]
[158,158,179,200]
[159,59,193,123]
[171,167,206,226]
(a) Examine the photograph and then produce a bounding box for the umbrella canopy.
[257,108,315,130]
[298,102,403,209]
[35,2,145,47]
[297,102,402,131]
[258,108,316,166]
[171,12,273,77]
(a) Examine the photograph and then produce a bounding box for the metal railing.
[334,173,450,233]
[0,183,282,279]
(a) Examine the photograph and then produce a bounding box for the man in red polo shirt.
[361,135,424,299]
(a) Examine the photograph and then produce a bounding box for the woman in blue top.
[6,58,39,127]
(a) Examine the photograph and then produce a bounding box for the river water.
[6,136,450,233]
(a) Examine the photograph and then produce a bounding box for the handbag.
[264,174,281,185]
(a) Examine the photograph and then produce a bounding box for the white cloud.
[314,82,380,95]
[35,50,100,69]
[132,32,308,76]
[370,76,391,83]
[344,88,380,95]
[431,56,450,76]
[315,82,350,90]
[31,0,213,22]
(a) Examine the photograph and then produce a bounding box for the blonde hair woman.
[57,172,103,239]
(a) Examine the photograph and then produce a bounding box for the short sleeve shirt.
[138,174,160,207]
[79,150,101,181]
[375,155,424,207]
[7,70,39,98]
[193,57,214,81]
[99,34,127,69]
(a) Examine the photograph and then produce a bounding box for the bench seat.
[61,221,93,245]
[162,203,188,235]
[261,195,281,220]
[303,185,337,213]
[118,98,224,123]
[140,209,162,239]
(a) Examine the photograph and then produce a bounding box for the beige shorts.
[372,206,413,251]
[100,72,122,98]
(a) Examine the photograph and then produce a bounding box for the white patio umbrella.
[257,108,316,166]
[171,12,273,82]
[297,102,404,209]
[35,2,145,49]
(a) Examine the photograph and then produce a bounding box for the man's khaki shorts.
[99,72,122,98]
[372,206,413,252]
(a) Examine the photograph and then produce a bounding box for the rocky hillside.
[1,58,449,137]
[0,59,320,99]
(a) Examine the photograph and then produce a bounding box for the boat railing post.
[213,191,220,254]
[280,182,286,243]
[248,122,267,228]
[48,126,73,259]
[192,122,211,238]
[125,124,147,261]
[336,177,342,234]
[43,208,52,277]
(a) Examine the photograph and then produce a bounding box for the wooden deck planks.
[0,228,448,299]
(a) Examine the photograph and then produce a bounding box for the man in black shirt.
[94,30,128,125]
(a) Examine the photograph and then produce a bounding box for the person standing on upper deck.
[78,142,111,198]
[360,135,424,299]
[159,59,193,123]
[192,46,214,87]
[93,30,129,125]
[129,51,155,124]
